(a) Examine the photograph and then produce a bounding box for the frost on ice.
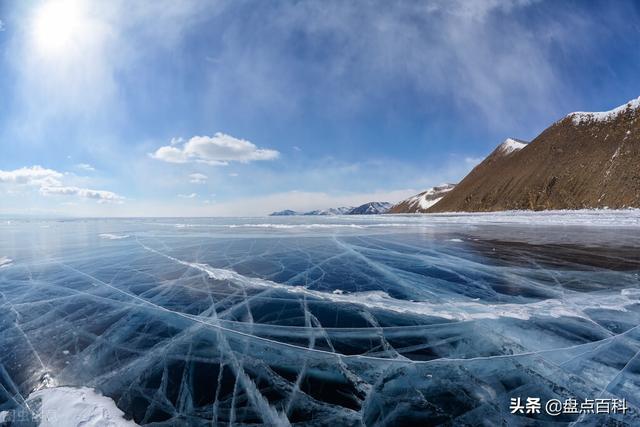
[0,256,12,269]
[25,387,138,426]
[1,213,640,425]
[99,233,130,240]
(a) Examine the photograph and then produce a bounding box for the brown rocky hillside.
[428,97,640,212]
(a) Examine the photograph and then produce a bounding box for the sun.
[32,0,87,56]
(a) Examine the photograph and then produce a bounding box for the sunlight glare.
[32,0,86,55]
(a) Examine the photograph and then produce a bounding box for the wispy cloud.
[75,163,96,172]
[188,173,207,184]
[178,192,197,199]
[40,185,124,203]
[195,0,612,132]
[151,133,279,165]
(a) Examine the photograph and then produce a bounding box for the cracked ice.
[1,212,640,425]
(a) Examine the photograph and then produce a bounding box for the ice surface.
[0,257,12,269]
[1,212,640,425]
[99,234,130,240]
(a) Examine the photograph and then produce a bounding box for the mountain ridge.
[269,201,391,216]
[428,96,640,212]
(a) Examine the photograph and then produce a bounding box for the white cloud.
[0,166,63,187]
[76,163,96,172]
[40,185,124,203]
[151,133,279,165]
[178,193,197,199]
[0,19,4,32]
[1,165,123,204]
[188,173,207,184]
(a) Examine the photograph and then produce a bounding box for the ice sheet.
[1,214,640,425]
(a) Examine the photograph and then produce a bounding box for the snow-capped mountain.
[303,207,353,215]
[497,138,527,155]
[388,184,456,213]
[269,203,391,216]
[347,202,392,215]
[430,96,640,212]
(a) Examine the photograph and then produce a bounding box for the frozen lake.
[1,212,640,425]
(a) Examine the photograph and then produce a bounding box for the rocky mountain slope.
[388,184,456,213]
[429,97,640,212]
[348,202,392,215]
[304,207,353,215]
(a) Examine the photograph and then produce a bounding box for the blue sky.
[0,0,639,216]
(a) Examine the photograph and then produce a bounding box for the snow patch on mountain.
[569,96,640,125]
[497,138,527,155]
[348,202,392,215]
[407,185,455,210]
[304,206,353,215]
[390,184,456,213]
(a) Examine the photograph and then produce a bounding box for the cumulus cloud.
[151,133,279,165]
[0,165,123,204]
[0,165,63,187]
[40,186,124,203]
[189,173,207,184]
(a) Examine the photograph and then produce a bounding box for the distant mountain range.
[270,202,391,216]
[304,207,354,216]
[348,202,392,215]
